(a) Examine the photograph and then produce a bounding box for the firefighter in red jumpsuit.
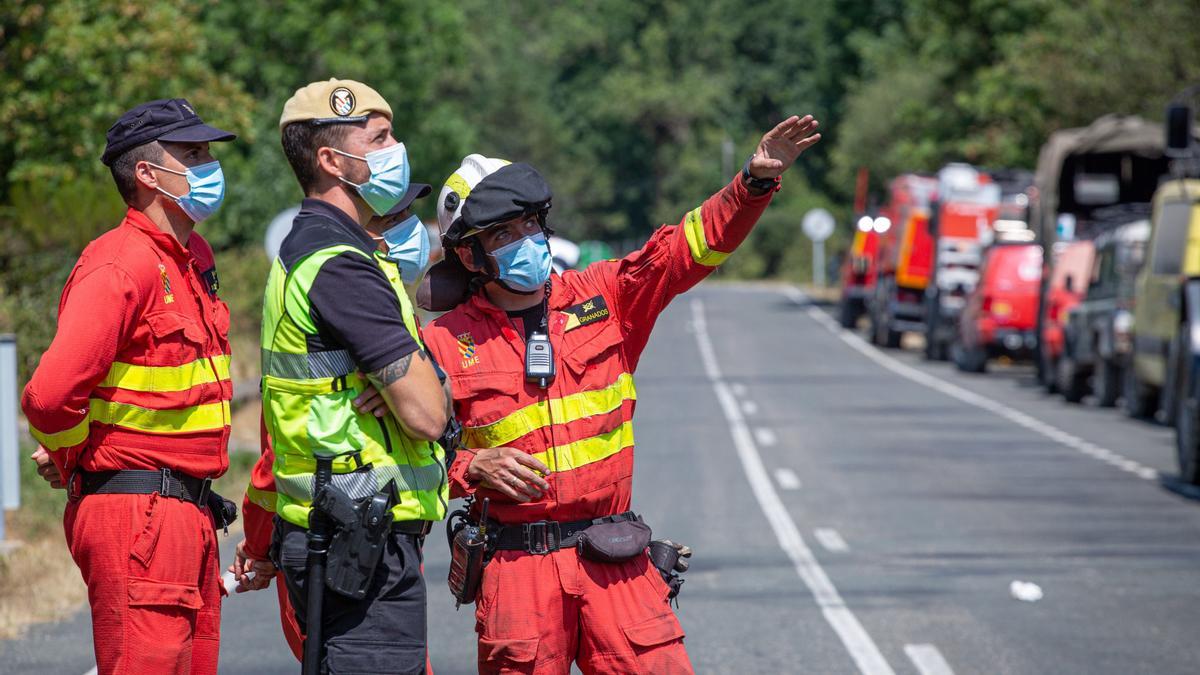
[419,116,820,674]
[22,99,237,675]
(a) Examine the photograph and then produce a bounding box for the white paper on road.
[1009,580,1044,602]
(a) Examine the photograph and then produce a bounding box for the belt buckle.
[196,477,212,506]
[159,468,173,498]
[523,521,560,555]
[66,470,82,503]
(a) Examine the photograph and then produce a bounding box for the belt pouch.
[576,517,652,563]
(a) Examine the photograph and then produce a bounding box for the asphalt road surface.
[5,282,1200,674]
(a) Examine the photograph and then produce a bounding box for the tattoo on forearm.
[369,350,427,386]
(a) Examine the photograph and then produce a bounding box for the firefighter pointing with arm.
[259,79,449,674]
[420,115,819,674]
[21,99,237,675]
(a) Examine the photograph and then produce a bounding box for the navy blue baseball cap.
[101,98,236,166]
[384,183,433,216]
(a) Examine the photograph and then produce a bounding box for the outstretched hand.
[746,115,821,180]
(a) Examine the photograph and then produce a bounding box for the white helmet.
[437,154,511,237]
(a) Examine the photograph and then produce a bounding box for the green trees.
[3,1,1199,379]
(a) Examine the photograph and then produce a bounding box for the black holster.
[314,481,396,601]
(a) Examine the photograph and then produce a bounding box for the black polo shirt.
[278,198,418,373]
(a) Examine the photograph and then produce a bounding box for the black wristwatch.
[741,156,780,192]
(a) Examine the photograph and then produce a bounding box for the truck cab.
[867,174,938,347]
[922,164,1001,361]
[838,218,879,328]
[1127,181,1200,434]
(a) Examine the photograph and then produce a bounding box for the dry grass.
[0,536,86,638]
[0,442,256,639]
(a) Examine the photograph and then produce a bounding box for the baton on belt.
[302,455,334,675]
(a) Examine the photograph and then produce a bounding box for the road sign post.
[802,208,835,288]
[0,335,19,544]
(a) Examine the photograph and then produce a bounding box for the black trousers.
[272,516,427,674]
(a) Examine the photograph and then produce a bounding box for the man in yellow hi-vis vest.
[249,78,450,674]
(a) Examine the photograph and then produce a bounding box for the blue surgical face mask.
[335,142,410,216]
[379,214,430,283]
[489,232,552,292]
[150,161,226,223]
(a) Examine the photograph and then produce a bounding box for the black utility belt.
[392,519,434,536]
[491,511,641,555]
[71,468,239,533]
[72,468,212,505]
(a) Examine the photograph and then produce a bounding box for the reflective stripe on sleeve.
[89,398,230,434]
[682,207,730,267]
[99,354,231,392]
[29,416,90,451]
[245,484,278,512]
[463,373,636,449]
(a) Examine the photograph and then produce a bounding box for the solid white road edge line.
[787,289,1161,484]
[774,468,802,490]
[904,644,956,675]
[815,528,850,552]
[690,299,896,675]
[83,667,98,675]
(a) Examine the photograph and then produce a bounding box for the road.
[4,282,1200,674]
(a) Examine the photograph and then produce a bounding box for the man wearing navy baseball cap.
[24,98,237,674]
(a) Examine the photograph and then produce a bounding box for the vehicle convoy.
[1056,219,1150,406]
[1043,239,1097,397]
[953,242,1042,372]
[867,174,937,347]
[1029,114,1171,387]
[839,215,880,328]
[922,164,1001,361]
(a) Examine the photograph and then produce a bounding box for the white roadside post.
[802,208,835,288]
[0,334,19,544]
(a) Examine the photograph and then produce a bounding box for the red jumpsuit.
[422,176,774,674]
[22,208,232,675]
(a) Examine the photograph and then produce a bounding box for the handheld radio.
[525,331,555,388]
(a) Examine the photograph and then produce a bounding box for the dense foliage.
[2,0,1198,380]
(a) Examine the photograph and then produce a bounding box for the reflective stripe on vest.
[262,244,446,528]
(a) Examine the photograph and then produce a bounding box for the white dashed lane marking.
[774,468,802,490]
[754,427,778,446]
[814,528,849,552]
[904,644,956,675]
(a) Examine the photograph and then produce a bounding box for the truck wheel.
[1175,332,1200,485]
[1094,359,1121,408]
[883,326,902,349]
[1122,362,1158,419]
[839,299,859,329]
[1057,356,1087,403]
[1161,331,1183,427]
[953,341,987,373]
[1041,351,1059,394]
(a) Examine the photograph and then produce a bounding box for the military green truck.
[1133,93,1200,483]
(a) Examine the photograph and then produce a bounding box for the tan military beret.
[279,78,392,130]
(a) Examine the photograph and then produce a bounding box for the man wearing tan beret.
[233,78,450,674]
